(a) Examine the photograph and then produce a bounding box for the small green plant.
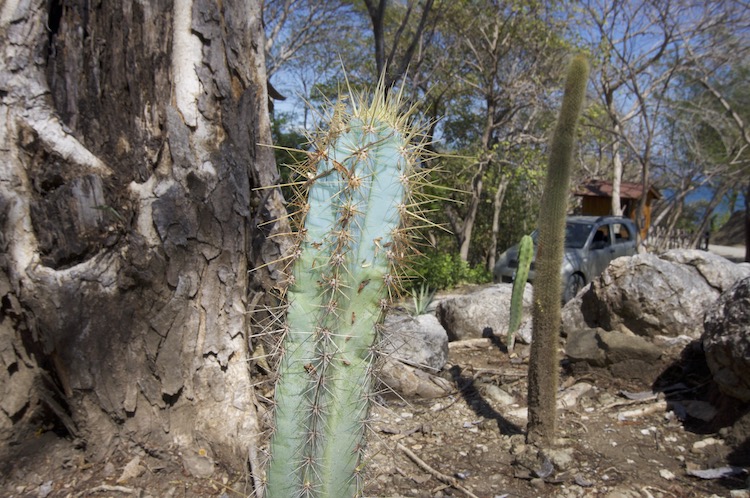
[410,282,436,316]
[507,234,533,352]
[265,83,433,497]
[527,55,589,446]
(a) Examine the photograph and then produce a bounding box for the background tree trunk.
[0,0,289,483]
[487,174,510,270]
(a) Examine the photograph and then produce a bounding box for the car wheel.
[563,273,585,303]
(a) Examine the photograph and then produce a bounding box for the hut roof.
[575,179,661,200]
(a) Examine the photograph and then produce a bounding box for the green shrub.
[412,252,491,290]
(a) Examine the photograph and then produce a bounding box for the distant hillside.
[714,210,746,246]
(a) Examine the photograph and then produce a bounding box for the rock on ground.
[436,284,532,342]
[565,327,662,367]
[702,276,750,402]
[562,249,750,339]
[565,327,666,381]
[378,312,452,399]
[378,358,454,399]
[381,313,449,372]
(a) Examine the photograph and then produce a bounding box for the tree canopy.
[266,0,750,273]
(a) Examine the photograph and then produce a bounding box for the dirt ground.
[364,339,750,498]
[1,333,749,497]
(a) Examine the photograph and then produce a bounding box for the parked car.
[493,216,638,302]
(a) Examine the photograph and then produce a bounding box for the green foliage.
[265,0,580,275]
[492,147,547,251]
[527,55,590,446]
[423,145,546,269]
[464,262,493,285]
[270,112,310,201]
[266,86,430,497]
[507,234,533,352]
[411,252,491,290]
[271,112,308,165]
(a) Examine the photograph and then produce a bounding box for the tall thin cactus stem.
[526,55,590,446]
[507,234,533,352]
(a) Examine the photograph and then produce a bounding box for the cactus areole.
[266,89,428,498]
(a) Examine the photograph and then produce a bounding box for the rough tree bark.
[0,0,289,485]
[445,158,487,263]
[487,174,510,270]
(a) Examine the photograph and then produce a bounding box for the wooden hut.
[574,179,661,238]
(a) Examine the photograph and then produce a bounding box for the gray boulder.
[381,313,449,372]
[565,328,608,367]
[702,276,750,402]
[562,249,750,339]
[565,327,663,379]
[378,357,454,399]
[661,250,749,291]
[435,284,533,342]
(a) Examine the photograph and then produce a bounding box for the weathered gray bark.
[487,174,509,270]
[0,0,289,485]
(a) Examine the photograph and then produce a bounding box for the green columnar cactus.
[266,87,429,498]
[527,55,589,446]
[507,234,533,352]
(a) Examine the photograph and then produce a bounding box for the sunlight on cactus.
[264,81,438,498]
[507,234,533,352]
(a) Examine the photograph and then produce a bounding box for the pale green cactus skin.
[266,96,421,497]
[507,234,533,351]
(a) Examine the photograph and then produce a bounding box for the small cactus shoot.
[527,55,590,446]
[265,84,432,497]
[507,234,533,352]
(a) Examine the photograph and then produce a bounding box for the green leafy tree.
[438,0,570,264]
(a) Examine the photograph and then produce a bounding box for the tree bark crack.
[1,1,283,483]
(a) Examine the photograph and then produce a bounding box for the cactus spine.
[507,234,533,352]
[265,86,429,498]
[526,55,589,446]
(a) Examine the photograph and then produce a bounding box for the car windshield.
[528,222,593,249]
[565,222,593,249]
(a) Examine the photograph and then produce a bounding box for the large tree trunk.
[606,93,624,217]
[458,160,486,262]
[610,137,624,216]
[689,180,731,249]
[487,174,510,271]
[0,0,289,485]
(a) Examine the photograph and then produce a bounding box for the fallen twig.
[75,484,137,496]
[616,400,668,421]
[603,397,657,411]
[398,443,480,498]
[642,485,679,498]
[448,338,493,350]
[568,418,589,434]
[472,367,527,377]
